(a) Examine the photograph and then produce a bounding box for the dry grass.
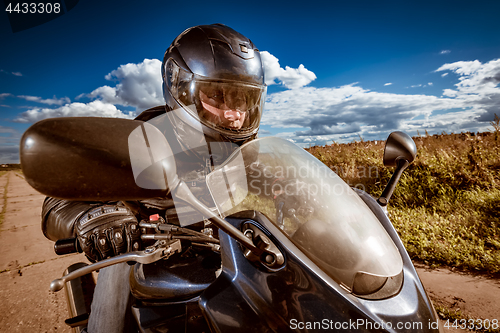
[306,131,500,274]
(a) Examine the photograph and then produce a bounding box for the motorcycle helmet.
[162,24,266,148]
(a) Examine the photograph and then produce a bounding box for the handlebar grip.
[54,238,81,255]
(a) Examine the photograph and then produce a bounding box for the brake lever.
[49,239,181,292]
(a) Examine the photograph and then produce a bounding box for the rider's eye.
[206,90,223,101]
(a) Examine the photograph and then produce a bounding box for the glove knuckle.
[75,204,139,261]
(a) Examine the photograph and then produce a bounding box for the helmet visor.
[166,58,265,137]
[194,80,265,135]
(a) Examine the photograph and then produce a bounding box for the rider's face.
[199,87,247,130]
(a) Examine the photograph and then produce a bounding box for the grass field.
[306,128,500,275]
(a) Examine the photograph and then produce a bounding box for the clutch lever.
[50,239,181,292]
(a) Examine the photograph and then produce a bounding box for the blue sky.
[1,0,500,163]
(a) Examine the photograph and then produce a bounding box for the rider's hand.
[75,205,141,262]
[272,179,320,230]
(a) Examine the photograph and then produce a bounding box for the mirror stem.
[377,158,409,207]
[173,181,264,256]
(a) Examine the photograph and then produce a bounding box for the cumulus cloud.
[88,59,163,110]
[261,51,316,89]
[262,57,500,147]
[0,126,18,135]
[265,58,500,146]
[384,83,392,86]
[14,100,135,123]
[18,95,71,105]
[435,58,500,122]
[0,126,21,163]
[436,60,484,76]
[440,50,451,55]
[10,55,500,150]
[263,83,459,140]
[0,146,20,164]
[12,59,162,123]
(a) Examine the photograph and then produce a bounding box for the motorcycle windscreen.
[206,137,403,297]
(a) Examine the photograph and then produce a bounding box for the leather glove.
[272,179,320,231]
[75,204,141,262]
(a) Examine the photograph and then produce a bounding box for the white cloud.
[0,93,12,98]
[14,100,135,123]
[13,59,162,123]
[18,95,71,105]
[384,83,392,86]
[441,73,449,77]
[11,55,500,150]
[262,75,492,146]
[88,59,163,110]
[440,50,451,55]
[260,57,500,146]
[0,126,21,164]
[264,83,457,133]
[261,51,316,89]
[434,58,500,122]
[0,126,18,135]
[436,60,483,76]
[0,146,20,164]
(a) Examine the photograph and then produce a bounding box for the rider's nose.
[223,110,241,121]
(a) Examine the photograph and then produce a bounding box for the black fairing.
[128,191,439,332]
[199,195,440,332]
[130,250,220,302]
[131,299,211,333]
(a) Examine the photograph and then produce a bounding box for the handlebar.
[50,239,182,292]
[54,238,81,255]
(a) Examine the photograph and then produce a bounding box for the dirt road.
[0,171,87,332]
[0,171,498,332]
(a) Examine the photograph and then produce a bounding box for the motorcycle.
[20,116,443,332]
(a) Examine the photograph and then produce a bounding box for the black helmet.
[162,24,266,145]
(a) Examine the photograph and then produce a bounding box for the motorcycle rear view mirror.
[20,117,176,201]
[377,131,417,207]
[20,117,277,263]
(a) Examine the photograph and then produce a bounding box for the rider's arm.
[41,197,100,241]
[41,197,141,262]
